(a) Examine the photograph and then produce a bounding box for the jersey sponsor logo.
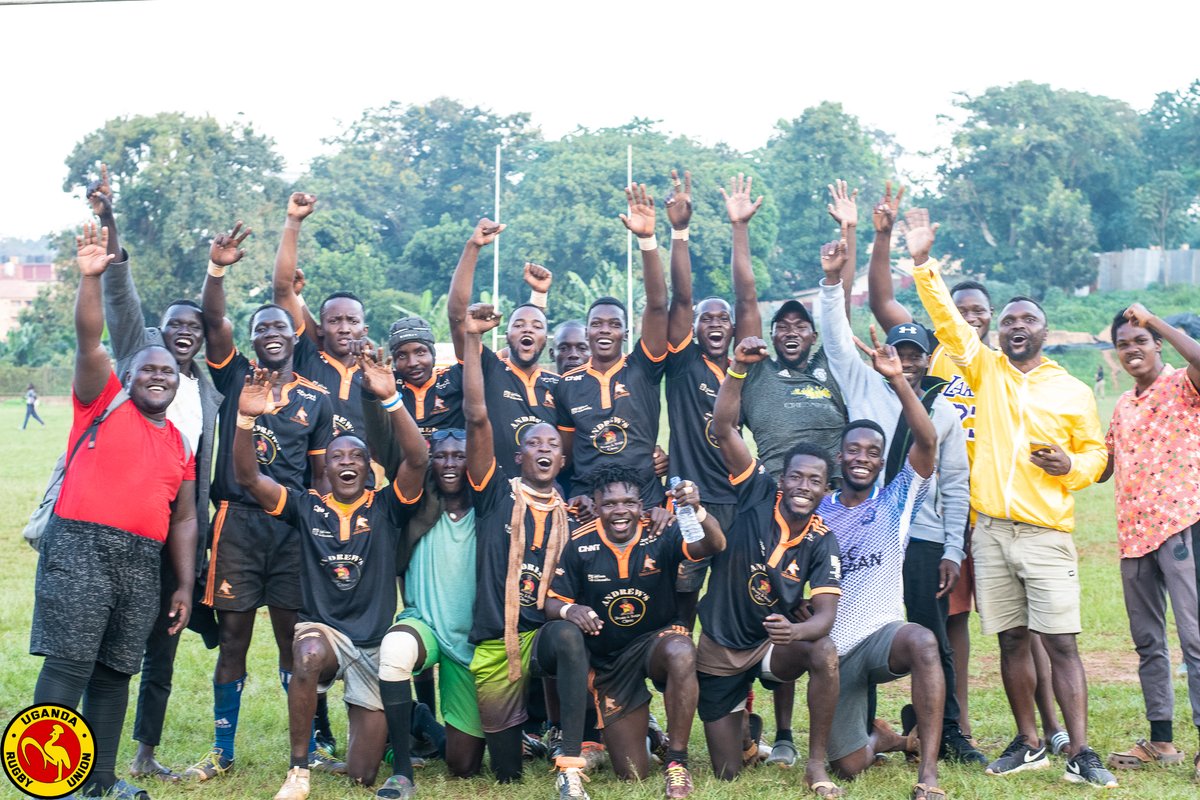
[570,404,592,414]
[253,430,279,465]
[747,567,775,606]
[789,386,833,400]
[3,703,96,797]
[841,545,883,575]
[942,376,975,399]
[309,527,335,539]
[698,381,717,399]
[586,573,611,583]
[323,554,364,591]
[590,419,629,454]
[639,555,660,576]
[603,588,649,626]
[295,388,318,402]
[503,390,523,402]
[830,554,842,581]
[519,565,543,606]
[781,559,803,582]
[576,543,601,553]
[290,406,310,426]
[333,414,354,434]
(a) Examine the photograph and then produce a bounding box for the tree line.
[4,80,1198,366]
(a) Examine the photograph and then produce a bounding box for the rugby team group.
[25,165,1200,800]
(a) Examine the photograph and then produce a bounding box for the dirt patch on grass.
[968,642,1139,686]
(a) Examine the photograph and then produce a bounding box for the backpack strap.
[67,389,131,468]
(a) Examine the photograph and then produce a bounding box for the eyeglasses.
[430,428,467,442]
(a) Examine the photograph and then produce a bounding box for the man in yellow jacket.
[909,212,1115,789]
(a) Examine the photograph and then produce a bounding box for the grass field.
[1,388,1198,800]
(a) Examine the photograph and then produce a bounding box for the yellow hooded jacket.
[914,260,1106,532]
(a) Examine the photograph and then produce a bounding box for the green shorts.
[469,631,538,734]
[394,616,483,738]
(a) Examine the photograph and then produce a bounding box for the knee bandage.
[379,629,420,682]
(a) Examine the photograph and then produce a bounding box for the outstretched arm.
[91,164,146,363]
[620,183,668,356]
[358,342,428,500]
[826,179,859,319]
[448,218,505,359]
[722,174,764,341]
[855,326,937,478]
[712,336,769,479]
[818,238,875,396]
[462,304,502,486]
[1125,302,1200,391]
[232,368,287,509]
[87,164,120,261]
[273,192,317,343]
[866,181,913,330]
[74,223,117,405]
[201,222,252,367]
[665,169,696,347]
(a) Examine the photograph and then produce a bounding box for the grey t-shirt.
[741,347,847,480]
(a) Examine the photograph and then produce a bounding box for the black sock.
[414,671,437,717]
[1150,719,1173,743]
[775,728,793,743]
[291,754,308,769]
[665,749,689,768]
[81,662,132,793]
[380,680,414,780]
[314,693,332,739]
[485,726,524,783]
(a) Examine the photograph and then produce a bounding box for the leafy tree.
[1134,170,1194,250]
[1010,179,1098,296]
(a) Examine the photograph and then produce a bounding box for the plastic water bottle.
[669,476,705,543]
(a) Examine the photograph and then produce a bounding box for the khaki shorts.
[972,514,1080,636]
[294,621,382,711]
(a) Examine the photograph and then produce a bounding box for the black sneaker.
[985,735,1050,775]
[941,723,989,766]
[545,726,563,761]
[1064,747,1118,788]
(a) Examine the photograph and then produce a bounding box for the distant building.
[0,256,55,337]
[1097,247,1200,292]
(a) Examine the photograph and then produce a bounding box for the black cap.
[771,299,814,327]
[886,322,932,353]
[388,316,435,351]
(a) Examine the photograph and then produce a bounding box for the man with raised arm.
[447,218,561,473]
[814,328,943,800]
[910,212,1115,788]
[30,222,196,800]
[699,333,842,795]
[552,181,670,510]
[188,227,337,781]
[461,304,593,799]
[817,232,981,766]
[86,165,222,782]
[231,344,428,800]
[1101,304,1200,780]
[867,188,1069,758]
[546,465,726,798]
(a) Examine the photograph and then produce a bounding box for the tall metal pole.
[492,144,501,351]
[626,144,633,352]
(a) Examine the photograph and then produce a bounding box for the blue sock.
[309,721,318,755]
[279,668,292,693]
[213,675,245,763]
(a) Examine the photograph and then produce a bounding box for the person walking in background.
[1094,365,1106,398]
[23,382,45,429]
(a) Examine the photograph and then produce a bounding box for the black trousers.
[134,558,182,746]
[902,538,960,725]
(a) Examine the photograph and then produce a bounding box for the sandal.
[912,783,946,800]
[808,779,847,797]
[1106,739,1186,769]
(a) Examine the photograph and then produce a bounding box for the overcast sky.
[3,0,1197,240]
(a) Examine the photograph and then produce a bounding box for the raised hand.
[86,163,113,217]
[619,183,657,238]
[210,221,252,268]
[734,336,770,365]
[820,238,848,283]
[287,192,318,221]
[900,208,939,264]
[357,340,397,397]
[76,222,116,276]
[668,478,702,512]
[665,169,693,230]
[1123,302,1155,328]
[463,302,502,336]
[719,173,764,225]
[854,325,903,380]
[469,217,505,248]
[523,262,553,293]
[238,367,279,416]
[826,179,859,229]
[872,180,905,233]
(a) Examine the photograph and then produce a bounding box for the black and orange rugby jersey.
[480,346,560,475]
[209,350,335,507]
[552,340,667,506]
[293,331,366,437]
[697,461,842,650]
[665,338,736,504]
[267,481,421,647]
[399,364,465,442]
[549,517,696,667]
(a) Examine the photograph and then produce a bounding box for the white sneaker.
[273,767,310,800]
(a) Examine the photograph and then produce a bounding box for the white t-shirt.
[167,372,202,452]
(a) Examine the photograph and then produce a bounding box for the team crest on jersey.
[519,568,541,606]
[253,431,278,465]
[612,382,630,400]
[639,556,660,576]
[333,414,353,434]
[432,395,447,413]
[747,569,774,606]
[607,594,646,627]
[591,423,628,454]
[3,703,96,798]
[813,367,828,382]
[290,406,309,426]
[323,554,363,591]
[543,393,555,409]
[703,415,722,448]
[781,560,803,582]
[354,516,371,535]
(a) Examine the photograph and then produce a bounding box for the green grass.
[2,393,1199,799]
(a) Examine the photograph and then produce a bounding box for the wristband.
[285,218,302,231]
[671,227,689,241]
[695,506,708,523]
[236,413,256,430]
[207,261,227,278]
[559,603,575,618]
[380,393,402,411]
[529,290,548,308]
[726,368,747,379]
[637,234,658,252]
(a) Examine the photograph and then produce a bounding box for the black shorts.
[696,649,784,724]
[203,501,301,612]
[591,625,689,727]
[31,515,162,675]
